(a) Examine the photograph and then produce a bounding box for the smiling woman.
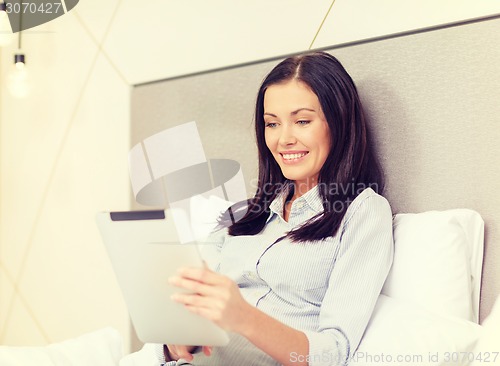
[228,52,384,242]
[162,52,394,366]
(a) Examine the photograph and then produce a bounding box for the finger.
[177,267,224,285]
[168,276,220,297]
[167,345,181,361]
[184,303,224,324]
[171,345,194,361]
[171,292,225,310]
[166,345,180,361]
[202,346,212,356]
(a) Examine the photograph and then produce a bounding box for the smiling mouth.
[280,152,309,162]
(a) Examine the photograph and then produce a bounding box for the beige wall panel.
[103,0,334,84]
[0,15,97,280]
[314,0,500,48]
[0,15,131,349]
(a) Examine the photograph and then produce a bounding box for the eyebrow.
[264,108,316,117]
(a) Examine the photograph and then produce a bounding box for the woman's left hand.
[169,267,252,334]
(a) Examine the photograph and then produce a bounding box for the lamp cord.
[18,0,22,50]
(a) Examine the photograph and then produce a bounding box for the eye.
[265,122,278,128]
[297,120,310,125]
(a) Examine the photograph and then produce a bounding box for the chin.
[280,172,306,182]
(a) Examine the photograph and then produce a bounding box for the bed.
[0,208,497,365]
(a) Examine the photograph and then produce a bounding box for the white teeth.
[282,152,307,160]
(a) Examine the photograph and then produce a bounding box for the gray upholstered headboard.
[131,16,500,323]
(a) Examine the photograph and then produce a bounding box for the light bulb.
[7,54,31,98]
[0,2,14,47]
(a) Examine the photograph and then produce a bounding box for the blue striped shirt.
[160,186,394,366]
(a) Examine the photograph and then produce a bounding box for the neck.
[291,179,318,200]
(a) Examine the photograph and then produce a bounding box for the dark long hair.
[220,51,383,242]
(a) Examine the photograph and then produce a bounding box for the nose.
[278,124,296,146]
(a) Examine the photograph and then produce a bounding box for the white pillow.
[382,209,484,322]
[470,295,500,366]
[355,295,482,366]
[0,327,123,366]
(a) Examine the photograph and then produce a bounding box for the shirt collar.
[268,181,324,222]
[268,181,292,219]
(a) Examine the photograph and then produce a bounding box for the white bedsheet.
[0,327,122,366]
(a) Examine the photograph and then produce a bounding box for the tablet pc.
[96,209,229,346]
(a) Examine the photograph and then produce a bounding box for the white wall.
[1,0,499,352]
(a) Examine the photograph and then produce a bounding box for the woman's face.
[263,79,331,192]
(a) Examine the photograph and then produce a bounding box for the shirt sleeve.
[302,193,394,366]
[153,343,176,365]
[154,343,200,366]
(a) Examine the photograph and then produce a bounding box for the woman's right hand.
[164,345,212,362]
